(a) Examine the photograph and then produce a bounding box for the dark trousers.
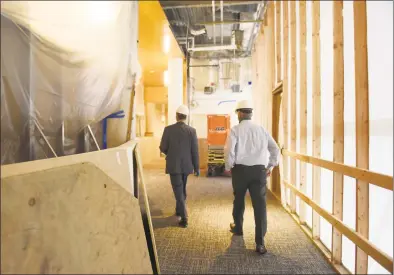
[170,174,188,220]
[232,164,267,246]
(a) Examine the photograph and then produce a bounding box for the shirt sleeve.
[224,128,237,171]
[266,131,280,170]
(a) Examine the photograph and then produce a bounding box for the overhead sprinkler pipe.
[212,0,216,45]
[220,0,224,45]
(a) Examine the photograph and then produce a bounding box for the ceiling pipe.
[220,0,223,45]
[195,20,264,25]
[246,0,267,54]
[162,1,262,10]
[212,0,216,45]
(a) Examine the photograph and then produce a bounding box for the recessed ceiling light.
[150,70,155,73]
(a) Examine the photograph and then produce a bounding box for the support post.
[353,1,370,273]
[289,0,297,213]
[332,0,345,265]
[281,0,289,207]
[299,0,307,224]
[275,1,282,84]
[312,0,321,239]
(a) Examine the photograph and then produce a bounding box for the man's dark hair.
[176,113,187,121]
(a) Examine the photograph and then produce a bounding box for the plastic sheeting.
[1,1,140,164]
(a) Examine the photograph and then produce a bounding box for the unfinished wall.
[253,1,393,274]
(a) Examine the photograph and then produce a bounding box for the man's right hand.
[194,170,200,177]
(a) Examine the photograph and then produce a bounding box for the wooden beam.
[281,0,290,207]
[126,74,137,142]
[353,1,370,273]
[311,0,321,240]
[283,180,393,274]
[282,149,393,191]
[269,190,351,275]
[289,0,297,213]
[275,1,282,83]
[299,0,307,224]
[332,0,345,265]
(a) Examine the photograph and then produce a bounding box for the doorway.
[271,82,283,198]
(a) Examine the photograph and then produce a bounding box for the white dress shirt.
[224,120,280,171]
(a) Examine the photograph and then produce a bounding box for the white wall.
[189,57,253,138]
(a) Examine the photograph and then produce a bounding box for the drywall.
[1,162,152,274]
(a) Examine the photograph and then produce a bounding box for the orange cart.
[206,114,231,177]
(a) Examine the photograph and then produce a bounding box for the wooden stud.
[126,74,137,142]
[282,0,289,207]
[275,1,282,83]
[332,0,345,265]
[289,1,297,213]
[353,1,370,273]
[299,0,307,224]
[312,0,321,240]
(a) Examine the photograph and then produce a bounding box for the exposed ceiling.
[159,0,266,60]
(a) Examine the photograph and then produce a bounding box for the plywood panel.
[353,1,370,273]
[2,142,138,195]
[332,0,345,265]
[312,0,321,239]
[1,163,152,274]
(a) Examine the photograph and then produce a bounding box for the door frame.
[271,82,283,198]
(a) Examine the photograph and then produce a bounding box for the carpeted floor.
[144,169,335,274]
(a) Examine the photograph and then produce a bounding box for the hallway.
[144,170,335,274]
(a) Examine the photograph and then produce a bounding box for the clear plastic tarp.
[1,1,140,164]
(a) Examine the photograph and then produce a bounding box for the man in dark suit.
[159,104,200,228]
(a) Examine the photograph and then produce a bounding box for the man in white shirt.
[224,99,280,255]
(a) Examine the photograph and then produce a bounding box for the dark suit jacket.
[159,121,199,175]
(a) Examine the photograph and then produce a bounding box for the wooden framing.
[283,180,393,273]
[311,0,321,239]
[289,0,297,213]
[332,0,345,265]
[275,1,281,83]
[353,1,370,273]
[282,149,393,191]
[281,0,289,207]
[299,0,307,224]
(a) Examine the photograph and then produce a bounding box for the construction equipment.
[206,114,231,177]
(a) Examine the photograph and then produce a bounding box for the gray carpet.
[144,169,336,274]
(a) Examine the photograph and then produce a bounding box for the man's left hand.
[194,170,200,177]
[266,167,273,177]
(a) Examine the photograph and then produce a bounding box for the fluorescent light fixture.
[163,34,170,54]
[164,70,169,86]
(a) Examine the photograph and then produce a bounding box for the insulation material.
[1,1,140,164]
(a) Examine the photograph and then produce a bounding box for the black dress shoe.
[179,219,188,228]
[230,223,243,236]
[256,244,267,255]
